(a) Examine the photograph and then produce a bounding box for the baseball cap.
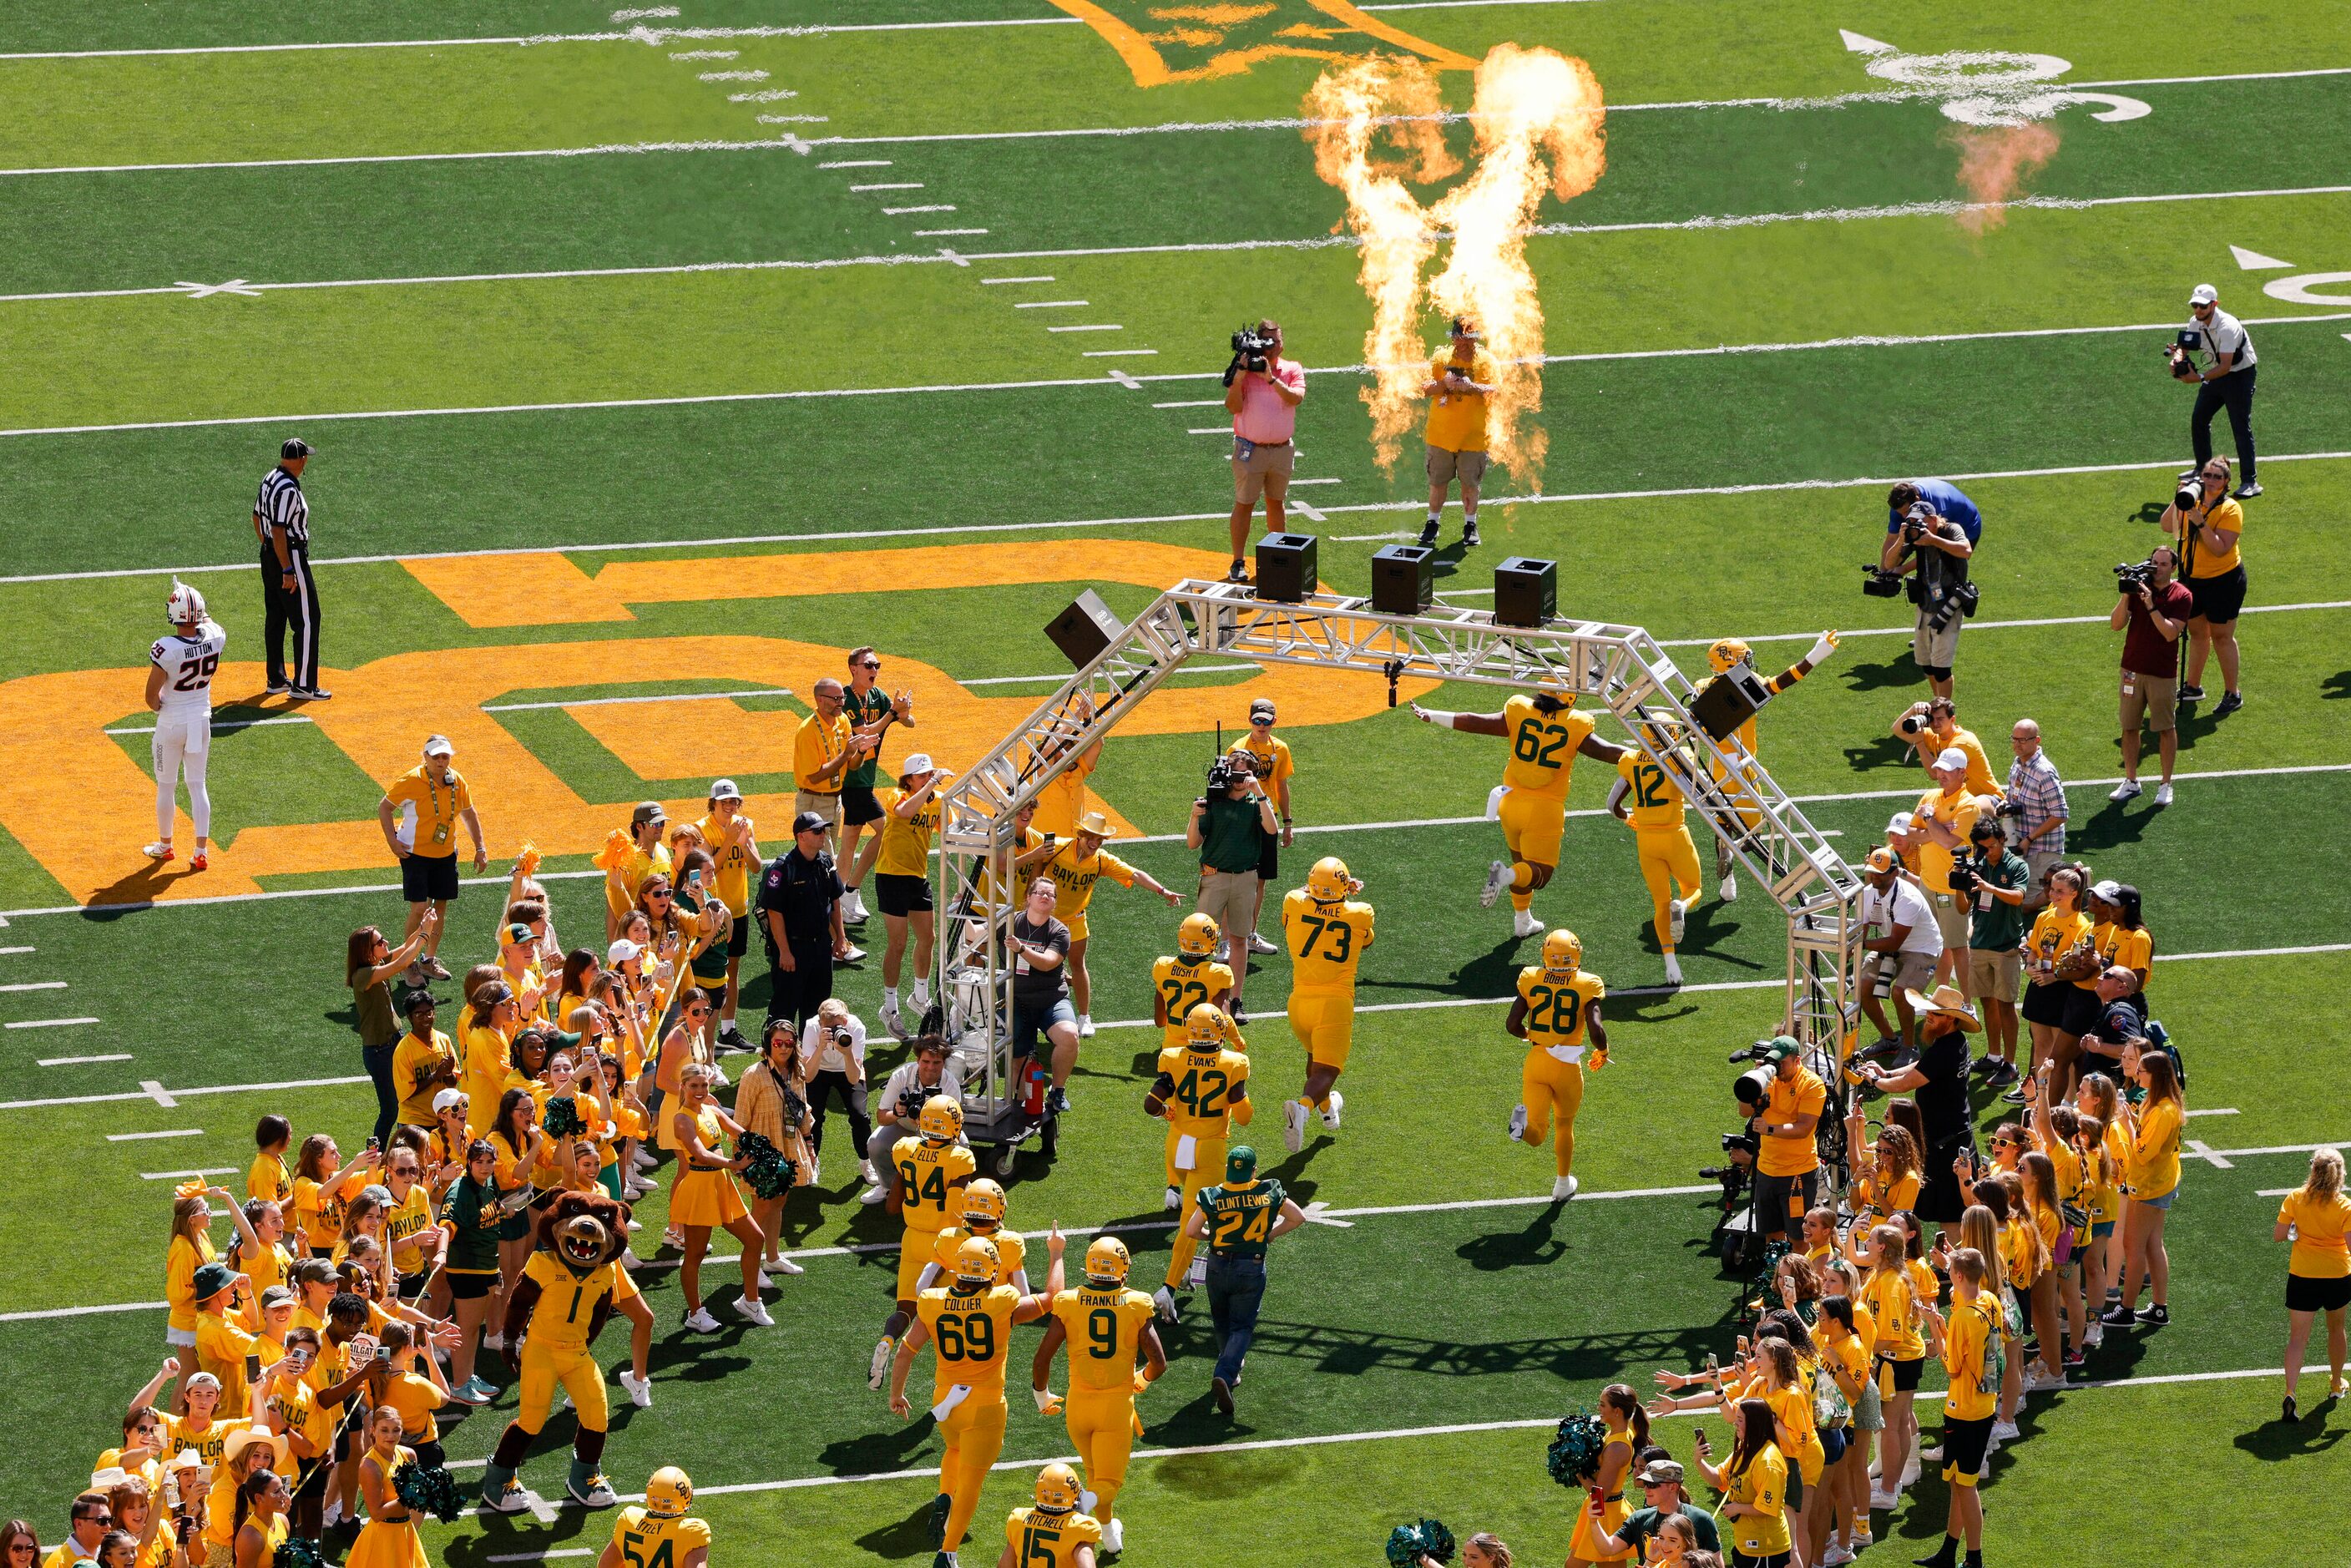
[793,811,829,836]
[708,778,742,802]
[1933,746,1969,772]
[1249,697,1277,720]
[606,938,644,966]
[260,1285,298,1310]
[422,734,454,757]
[1886,810,1914,835]
[2188,283,2218,306]
[1759,1034,1803,1062]
[1636,1458,1684,1485]
[501,922,534,948]
[281,438,313,459]
[1864,846,1899,874]
[901,752,935,776]
[432,1087,467,1114]
[2090,878,2125,903]
[631,801,666,827]
[182,1372,221,1394]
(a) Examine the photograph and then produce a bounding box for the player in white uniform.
[143,579,226,871]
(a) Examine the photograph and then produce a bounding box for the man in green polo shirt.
[1960,817,2031,1094]
[1185,754,1279,1022]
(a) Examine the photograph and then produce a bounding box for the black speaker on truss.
[1493,557,1556,628]
[1045,589,1123,669]
[1689,663,1772,741]
[1369,544,1434,615]
[1255,533,1317,604]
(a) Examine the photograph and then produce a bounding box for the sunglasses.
[858,660,881,670]
[688,1006,712,1017]
[648,890,674,900]
[1251,716,1273,725]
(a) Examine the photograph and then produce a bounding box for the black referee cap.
[281,438,313,459]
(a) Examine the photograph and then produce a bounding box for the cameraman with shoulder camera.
[1188,751,1281,1021]
[1879,481,1979,699]
[2106,544,2195,807]
[1222,318,1306,584]
[2162,456,2248,718]
[2177,284,2260,499]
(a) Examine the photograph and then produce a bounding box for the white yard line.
[979,276,1053,285]
[104,1128,201,1142]
[138,1166,235,1181]
[3,1016,97,1029]
[0,980,65,992]
[0,946,34,955]
[39,1054,131,1067]
[103,685,797,736]
[1012,301,1090,309]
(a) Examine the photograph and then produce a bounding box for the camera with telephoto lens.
[2172,470,2202,513]
[1894,701,1930,739]
[2115,559,2156,594]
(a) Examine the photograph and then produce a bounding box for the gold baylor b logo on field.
[1050,0,1477,86]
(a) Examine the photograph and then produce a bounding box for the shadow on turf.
[1840,650,1928,696]
[1357,932,1528,1002]
[2323,670,2351,701]
[2235,1393,2347,1460]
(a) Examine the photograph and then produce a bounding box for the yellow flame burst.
[1304,44,1605,488]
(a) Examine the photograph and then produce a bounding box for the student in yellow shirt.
[1029,691,1102,842]
[1918,1249,1997,1568]
[246,1118,293,1209]
[2106,1048,2184,1330]
[1695,1400,1790,1566]
[692,779,761,1050]
[604,802,673,942]
[792,679,864,847]
[289,1136,378,1260]
[1049,811,1182,1040]
[2275,1148,2351,1420]
[1416,314,1496,550]
[873,755,948,1040]
[164,1186,263,1398]
[376,733,486,980]
[389,994,459,1133]
[372,1321,451,1469]
[1606,730,1706,988]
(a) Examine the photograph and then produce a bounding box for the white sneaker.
[1508,1103,1529,1141]
[1822,1545,1858,1565]
[1990,1418,2020,1441]
[1867,1488,1899,1511]
[913,988,933,1015]
[1551,1174,1579,1201]
[1669,898,1688,947]
[1900,1455,1921,1486]
[1479,860,1512,908]
[879,1001,904,1039]
[141,842,174,861]
[1512,908,1542,938]
[322,1500,343,1529]
[1164,1185,1182,1211]
[1104,1517,1124,1555]
[860,1159,879,1185]
[842,888,867,923]
[1246,933,1279,955]
[840,943,866,963]
[1078,1014,1095,1038]
[1211,939,1229,962]
[736,1295,774,1327]
[619,1369,652,1408]
[860,1181,889,1206]
[1720,873,1739,904]
[2153,782,2174,807]
[768,1256,805,1277]
[1153,1285,1179,1323]
[683,1307,720,1333]
[2109,779,2141,802]
[481,1333,504,1353]
[626,1177,656,1197]
[1320,1090,1344,1130]
[869,1336,895,1389]
[1662,954,1684,987]
[1283,1098,1307,1153]
[2084,1323,2104,1348]
[633,1148,658,1173]
[807,1155,821,1186]
[663,1226,685,1250]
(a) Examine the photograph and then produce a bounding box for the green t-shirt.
[1196,1177,1286,1260]
[443,1173,507,1272]
[1619,1503,1719,1557]
[1197,793,1265,875]
[842,686,892,790]
[1965,849,2030,952]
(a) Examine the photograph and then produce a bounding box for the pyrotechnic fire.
[1304,44,1605,488]
[1945,122,2060,234]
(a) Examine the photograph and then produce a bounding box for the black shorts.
[877,872,933,918]
[401,852,461,903]
[2059,985,2103,1038]
[1886,1353,1926,1393]
[2186,564,2247,625]
[442,1267,498,1301]
[1256,830,1280,883]
[1732,1552,1792,1568]
[726,914,751,960]
[1943,1413,1995,1477]
[2287,1272,2351,1313]
[2020,979,2072,1028]
[842,785,884,827]
[394,1271,428,1299]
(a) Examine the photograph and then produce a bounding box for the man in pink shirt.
[1221,318,1307,581]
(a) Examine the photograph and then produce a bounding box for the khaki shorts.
[1426,444,1489,485]
[1231,438,1296,503]
[2121,670,2178,734]
[1913,604,1962,671]
[793,790,842,832]
[1968,947,2023,1004]
[1196,868,1259,943]
[1865,948,1938,998]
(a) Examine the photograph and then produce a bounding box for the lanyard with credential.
[425,767,454,844]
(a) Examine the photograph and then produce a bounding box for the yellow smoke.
[1304,44,1606,488]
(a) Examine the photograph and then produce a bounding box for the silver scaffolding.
[930,579,1865,1154]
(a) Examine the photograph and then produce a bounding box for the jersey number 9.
[1086,1307,1120,1359]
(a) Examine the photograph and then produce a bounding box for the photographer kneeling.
[858,1035,962,1206]
[2106,544,2195,807]
[1874,482,1979,699]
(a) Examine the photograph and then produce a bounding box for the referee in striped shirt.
[255,438,328,700]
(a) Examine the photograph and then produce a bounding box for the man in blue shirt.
[1883,480,1979,699]
[1887,478,1982,544]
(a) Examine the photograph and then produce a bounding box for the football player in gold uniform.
[872,1095,978,1390]
[1145,1004,1253,1313]
[1506,929,1609,1201]
[1030,1238,1163,1557]
[1278,857,1373,1152]
[597,1468,710,1568]
[1150,913,1234,1051]
[1606,723,1706,988]
[997,1464,1101,1568]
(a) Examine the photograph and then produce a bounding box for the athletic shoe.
[2064,1348,2086,1369]
[1867,1488,1900,1511]
[662,1225,685,1251]
[481,1333,504,1353]
[2109,780,2141,802]
[1822,1546,1858,1566]
[634,1147,659,1173]
[840,943,866,964]
[1985,1060,2020,1086]
[479,1481,529,1515]
[717,1024,749,1051]
[860,1160,879,1184]
[1508,1104,1529,1141]
[448,1376,494,1405]
[266,681,292,696]
[403,962,429,989]
[625,1177,656,1198]
[290,686,332,701]
[1246,932,1280,955]
[1211,1375,1236,1415]
[736,1295,774,1327]
[1719,873,1738,903]
[766,1256,805,1277]
[1512,908,1543,938]
[1551,1174,1579,1201]
[422,958,453,980]
[1047,1085,1072,1115]
[2000,1085,2026,1105]
[1164,1184,1182,1211]
[2333,1376,2349,1398]
[1900,1454,1921,1486]
[2082,1323,2104,1348]
[879,1001,904,1040]
[1479,859,1512,908]
[2176,684,2206,703]
[1969,1054,1999,1078]
[1320,1090,1344,1130]
[2137,1303,2171,1326]
[1668,898,1687,947]
[1211,939,1229,963]
[141,843,174,862]
[1229,1001,1247,1025]
[869,1336,896,1389]
[569,1472,619,1509]
[1078,1014,1095,1038]
[2153,782,2174,807]
[1989,1418,2020,1441]
[1101,1516,1125,1556]
[842,888,868,923]
[1461,520,1481,549]
[619,1369,652,1408]
[2213,690,2244,717]
[807,1156,821,1186]
[2099,1305,2137,1328]
[682,1307,721,1333]
[2232,480,2262,498]
[2283,1394,2298,1422]
[860,1182,890,1206]
[1226,559,1249,583]
[1418,519,1441,548]
[1153,1285,1180,1323]
[932,1553,959,1568]
[1283,1099,1307,1153]
[1662,954,1684,988]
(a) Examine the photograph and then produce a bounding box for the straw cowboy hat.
[1903,983,1981,1031]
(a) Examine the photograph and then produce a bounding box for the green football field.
[3,0,2349,1563]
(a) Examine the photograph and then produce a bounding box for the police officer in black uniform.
[758,811,851,1035]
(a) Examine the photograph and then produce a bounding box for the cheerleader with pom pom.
[346,1408,430,1568]
[1560,1385,1646,1567]
[1390,1527,1514,1568]
[667,1064,770,1331]
[230,1467,291,1568]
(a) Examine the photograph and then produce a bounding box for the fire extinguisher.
[1020,1056,1049,1118]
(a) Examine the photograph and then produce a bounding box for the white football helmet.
[166,579,208,627]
